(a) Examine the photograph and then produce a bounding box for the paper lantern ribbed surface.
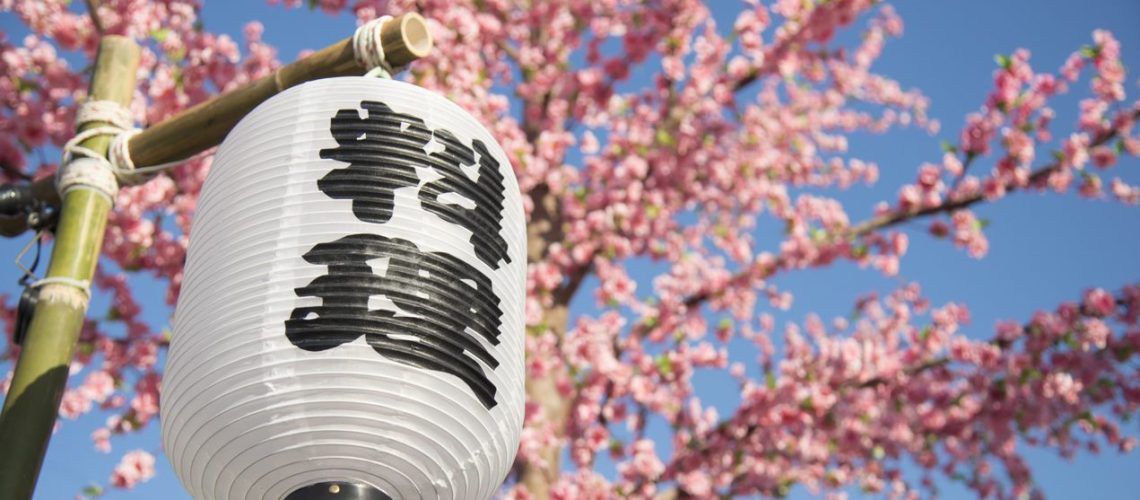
[160,77,526,500]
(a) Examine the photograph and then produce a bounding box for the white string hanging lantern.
[160,77,526,500]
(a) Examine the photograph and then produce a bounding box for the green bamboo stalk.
[0,35,140,500]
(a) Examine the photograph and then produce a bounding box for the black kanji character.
[318,100,511,269]
[284,233,502,409]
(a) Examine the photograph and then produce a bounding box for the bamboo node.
[37,284,89,308]
[33,277,91,304]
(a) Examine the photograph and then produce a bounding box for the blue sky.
[3,0,1140,498]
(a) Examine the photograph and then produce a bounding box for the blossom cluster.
[890,31,1140,257]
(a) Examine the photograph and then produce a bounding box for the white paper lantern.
[160,77,526,500]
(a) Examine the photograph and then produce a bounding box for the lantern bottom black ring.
[284,481,393,500]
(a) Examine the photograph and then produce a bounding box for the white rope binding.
[75,99,133,130]
[109,129,149,186]
[353,16,405,79]
[57,154,119,201]
[57,99,166,202]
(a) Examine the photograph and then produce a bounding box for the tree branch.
[848,108,1138,237]
[670,108,1140,323]
[85,0,105,35]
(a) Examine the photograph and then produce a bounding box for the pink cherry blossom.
[110,450,155,489]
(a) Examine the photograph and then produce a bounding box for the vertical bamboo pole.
[0,36,140,500]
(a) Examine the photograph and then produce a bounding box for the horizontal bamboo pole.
[0,12,432,235]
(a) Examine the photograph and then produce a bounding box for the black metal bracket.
[0,184,35,217]
[12,218,50,345]
[13,286,38,345]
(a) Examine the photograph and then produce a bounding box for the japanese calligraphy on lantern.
[287,100,510,409]
[162,78,525,500]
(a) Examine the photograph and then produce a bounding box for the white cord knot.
[57,100,151,202]
[109,129,152,186]
[353,16,405,79]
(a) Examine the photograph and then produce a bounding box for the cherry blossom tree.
[2,0,1139,498]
